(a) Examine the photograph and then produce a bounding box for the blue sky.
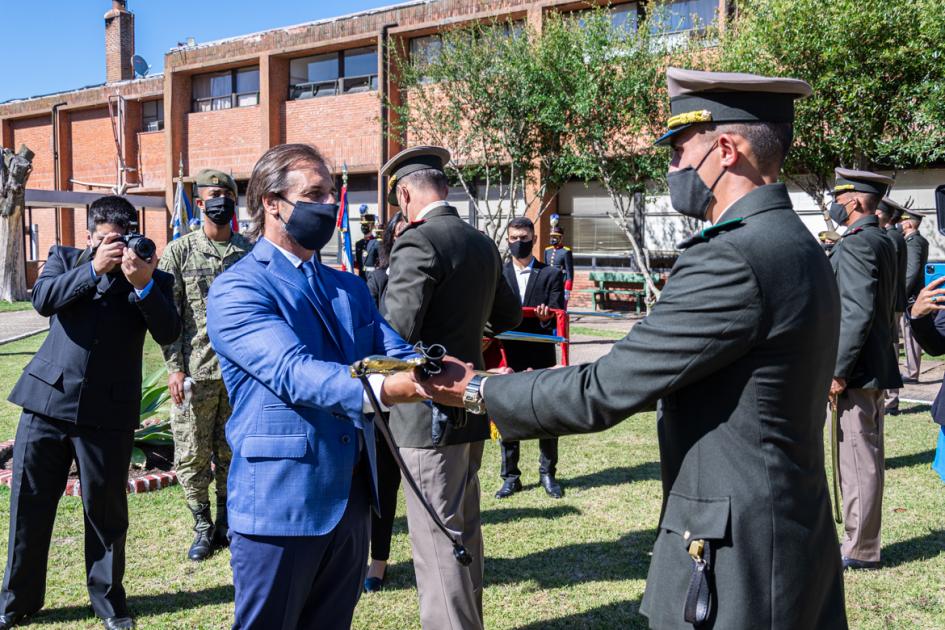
[0,0,398,103]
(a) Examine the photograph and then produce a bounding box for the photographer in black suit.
[0,196,181,630]
[495,217,566,500]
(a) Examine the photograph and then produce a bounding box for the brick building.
[3,0,943,297]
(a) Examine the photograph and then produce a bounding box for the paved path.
[564,315,941,404]
[0,309,48,345]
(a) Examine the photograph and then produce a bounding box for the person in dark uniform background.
[901,209,929,383]
[363,210,407,594]
[0,196,181,630]
[495,216,566,500]
[543,214,574,302]
[877,196,908,414]
[827,168,901,570]
[421,68,848,629]
[381,145,521,630]
[354,205,379,279]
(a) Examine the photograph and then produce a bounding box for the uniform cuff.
[362,374,388,413]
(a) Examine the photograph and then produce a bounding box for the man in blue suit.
[207,144,423,630]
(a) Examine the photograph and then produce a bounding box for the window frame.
[191,67,260,112]
[288,47,379,101]
[141,98,164,132]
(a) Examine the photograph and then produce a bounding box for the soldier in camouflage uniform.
[159,169,252,561]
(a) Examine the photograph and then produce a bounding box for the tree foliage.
[719,0,945,214]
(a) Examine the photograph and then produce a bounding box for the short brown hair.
[245,143,326,242]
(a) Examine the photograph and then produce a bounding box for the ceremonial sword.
[829,397,842,524]
[350,342,474,566]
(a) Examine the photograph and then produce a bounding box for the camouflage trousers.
[171,378,232,510]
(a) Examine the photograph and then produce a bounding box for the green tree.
[389,20,567,245]
[719,0,945,225]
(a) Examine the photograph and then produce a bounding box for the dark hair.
[87,195,137,231]
[711,122,794,174]
[245,143,327,242]
[508,216,535,232]
[398,168,449,198]
[379,212,406,269]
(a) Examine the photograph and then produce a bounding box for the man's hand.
[535,304,554,321]
[122,247,157,290]
[168,371,186,405]
[829,377,846,399]
[911,276,945,319]
[417,355,478,408]
[92,233,125,276]
[380,371,430,406]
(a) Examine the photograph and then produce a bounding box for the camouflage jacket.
[158,229,252,380]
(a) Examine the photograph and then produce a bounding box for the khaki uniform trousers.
[838,388,885,562]
[400,441,485,630]
[902,313,922,380]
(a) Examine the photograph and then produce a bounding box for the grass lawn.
[0,301,35,313]
[0,335,941,628]
[569,325,626,340]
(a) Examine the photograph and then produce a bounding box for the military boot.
[188,503,215,561]
[211,498,229,549]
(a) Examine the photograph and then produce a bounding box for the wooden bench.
[577,271,663,313]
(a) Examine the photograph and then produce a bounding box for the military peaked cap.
[381,145,451,207]
[877,197,908,221]
[833,168,894,198]
[655,67,812,146]
[195,169,238,196]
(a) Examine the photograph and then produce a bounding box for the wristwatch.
[462,374,488,415]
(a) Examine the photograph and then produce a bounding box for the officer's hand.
[829,377,846,398]
[168,371,186,405]
[417,355,477,408]
[911,276,945,319]
[121,247,157,290]
[535,304,553,321]
[380,371,430,406]
[92,233,125,276]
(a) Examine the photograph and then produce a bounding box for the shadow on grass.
[0,351,36,357]
[886,449,935,470]
[512,599,646,630]
[882,529,945,569]
[564,463,660,490]
[26,585,234,625]
[900,403,932,415]
[383,528,656,592]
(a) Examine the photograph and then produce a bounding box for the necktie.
[301,261,342,348]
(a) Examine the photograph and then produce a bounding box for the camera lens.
[126,234,156,261]
[928,265,936,274]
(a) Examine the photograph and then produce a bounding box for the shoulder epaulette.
[842,227,864,238]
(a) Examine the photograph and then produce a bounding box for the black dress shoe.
[364,571,386,593]
[495,478,522,499]
[103,617,135,630]
[901,374,918,384]
[842,556,880,571]
[539,474,564,499]
[0,613,24,630]
[884,405,899,416]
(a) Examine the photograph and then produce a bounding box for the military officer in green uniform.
[826,168,901,570]
[420,68,848,629]
[159,169,253,561]
[901,209,929,381]
[877,196,908,413]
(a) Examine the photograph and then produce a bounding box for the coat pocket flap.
[660,492,731,541]
[241,434,308,459]
[27,358,63,386]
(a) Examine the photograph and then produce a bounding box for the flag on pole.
[170,155,197,240]
[336,164,355,273]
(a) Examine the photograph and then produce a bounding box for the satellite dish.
[131,55,150,78]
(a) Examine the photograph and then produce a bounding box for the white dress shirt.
[512,257,535,302]
[414,199,451,222]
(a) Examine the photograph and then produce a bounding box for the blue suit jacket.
[207,238,415,536]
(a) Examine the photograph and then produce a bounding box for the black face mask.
[278,196,338,251]
[361,224,373,236]
[509,239,534,259]
[203,197,236,226]
[550,237,561,247]
[667,142,724,221]
[829,200,851,226]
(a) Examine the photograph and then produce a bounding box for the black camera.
[120,233,156,262]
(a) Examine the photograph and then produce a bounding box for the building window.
[192,67,260,112]
[289,47,379,100]
[142,99,163,132]
[409,35,443,83]
[575,3,639,33]
[649,0,718,34]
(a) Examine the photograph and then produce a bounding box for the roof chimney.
[104,0,135,83]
